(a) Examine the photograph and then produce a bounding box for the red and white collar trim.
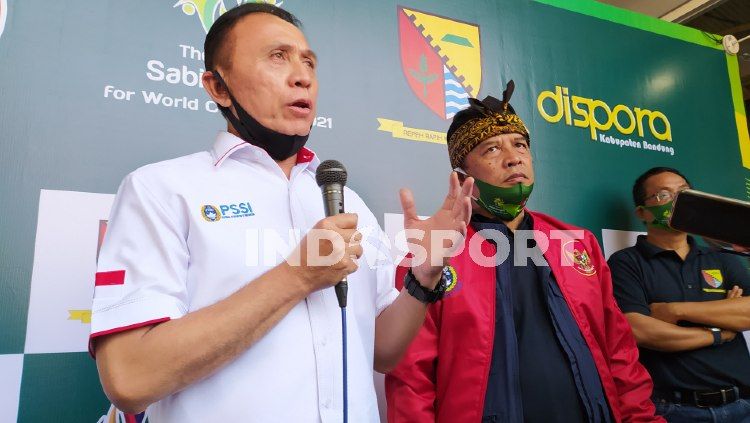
[211,132,251,167]
[296,147,315,164]
[211,131,319,169]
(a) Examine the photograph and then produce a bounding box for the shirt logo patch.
[702,269,723,288]
[562,240,597,276]
[201,205,222,222]
[443,265,462,298]
[200,202,255,222]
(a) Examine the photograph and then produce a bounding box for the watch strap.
[404,268,447,304]
[709,327,722,346]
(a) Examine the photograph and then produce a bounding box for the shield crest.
[702,269,723,288]
[397,6,482,119]
[562,240,597,276]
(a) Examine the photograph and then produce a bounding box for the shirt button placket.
[313,306,335,422]
[289,178,331,421]
[681,262,694,300]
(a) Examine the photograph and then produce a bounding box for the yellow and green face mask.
[640,201,675,230]
[473,177,533,221]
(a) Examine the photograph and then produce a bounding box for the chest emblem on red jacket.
[562,240,597,276]
[443,265,462,297]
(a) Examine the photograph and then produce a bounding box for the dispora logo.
[536,85,672,142]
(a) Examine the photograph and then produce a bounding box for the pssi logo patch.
[562,240,597,277]
[201,202,254,222]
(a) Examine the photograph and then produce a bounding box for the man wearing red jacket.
[385,82,663,422]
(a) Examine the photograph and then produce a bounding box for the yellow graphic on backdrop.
[175,0,283,33]
[736,111,750,170]
[68,309,92,324]
[402,8,481,97]
[537,85,672,142]
[377,118,447,144]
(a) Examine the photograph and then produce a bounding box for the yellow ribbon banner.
[377,118,447,144]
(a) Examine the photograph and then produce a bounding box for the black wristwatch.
[709,327,722,346]
[404,267,448,304]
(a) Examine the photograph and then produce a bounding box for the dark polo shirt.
[608,235,750,391]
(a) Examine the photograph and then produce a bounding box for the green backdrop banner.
[0,0,748,421]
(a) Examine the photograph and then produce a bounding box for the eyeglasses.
[643,188,688,204]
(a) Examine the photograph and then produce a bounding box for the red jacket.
[385,210,663,422]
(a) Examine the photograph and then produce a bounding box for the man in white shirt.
[90,4,472,422]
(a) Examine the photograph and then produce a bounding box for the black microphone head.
[316,160,348,187]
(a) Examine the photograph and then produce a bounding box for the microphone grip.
[322,183,347,307]
[335,277,348,308]
[322,183,345,216]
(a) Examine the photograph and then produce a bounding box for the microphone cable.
[341,306,348,423]
[315,159,350,422]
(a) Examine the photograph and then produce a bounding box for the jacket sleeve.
[589,235,665,423]
[385,262,441,423]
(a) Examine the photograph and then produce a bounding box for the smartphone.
[670,189,750,247]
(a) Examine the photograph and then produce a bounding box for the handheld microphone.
[315,160,349,308]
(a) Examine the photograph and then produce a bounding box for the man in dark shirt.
[386,83,662,422]
[609,167,750,422]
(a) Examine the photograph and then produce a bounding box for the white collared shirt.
[91,131,398,422]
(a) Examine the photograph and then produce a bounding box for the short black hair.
[632,167,691,206]
[204,3,301,71]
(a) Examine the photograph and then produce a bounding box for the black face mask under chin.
[213,72,310,162]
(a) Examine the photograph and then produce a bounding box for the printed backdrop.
[1,0,749,421]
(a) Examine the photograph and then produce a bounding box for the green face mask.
[473,177,534,221]
[640,201,674,230]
